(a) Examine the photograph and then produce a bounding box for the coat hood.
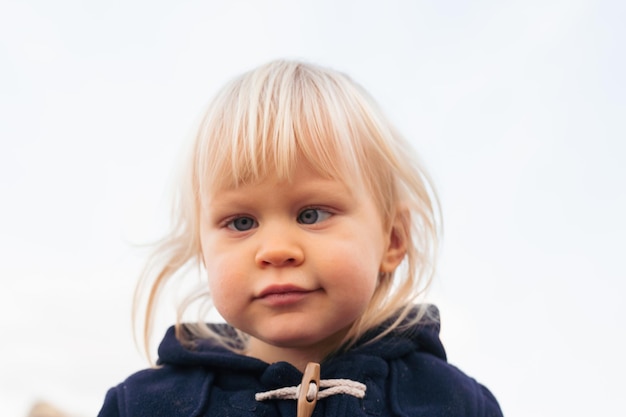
[156,306,446,371]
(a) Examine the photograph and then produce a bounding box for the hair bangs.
[193,61,365,197]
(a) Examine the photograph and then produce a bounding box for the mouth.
[256,284,316,306]
[257,284,309,297]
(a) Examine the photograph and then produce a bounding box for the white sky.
[1,1,625,416]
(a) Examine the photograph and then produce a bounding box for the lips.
[256,284,315,307]
[257,284,310,298]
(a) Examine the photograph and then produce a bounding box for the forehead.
[206,156,359,197]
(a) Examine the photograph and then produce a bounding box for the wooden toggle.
[297,362,320,417]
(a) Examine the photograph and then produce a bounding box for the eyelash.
[223,207,333,232]
[225,216,257,232]
[297,207,332,225]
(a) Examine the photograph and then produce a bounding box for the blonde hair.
[134,60,441,360]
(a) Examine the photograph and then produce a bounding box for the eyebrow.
[206,177,356,207]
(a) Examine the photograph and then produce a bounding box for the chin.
[260,333,320,348]
[262,327,348,350]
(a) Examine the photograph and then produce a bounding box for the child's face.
[199,161,402,364]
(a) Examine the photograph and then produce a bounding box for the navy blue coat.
[98,311,502,416]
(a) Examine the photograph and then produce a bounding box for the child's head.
[136,60,440,361]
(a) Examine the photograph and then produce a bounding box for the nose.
[255,226,304,267]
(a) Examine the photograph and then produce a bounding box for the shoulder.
[97,365,214,417]
[354,306,502,416]
[391,351,502,417]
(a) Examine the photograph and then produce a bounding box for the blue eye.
[297,208,331,225]
[227,216,257,231]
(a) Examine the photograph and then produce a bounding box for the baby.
[98,60,503,417]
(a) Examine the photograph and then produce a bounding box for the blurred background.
[1,1,624,416]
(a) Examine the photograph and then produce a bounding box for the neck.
[245,334,346,372]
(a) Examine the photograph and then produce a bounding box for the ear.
[380,206,410,273]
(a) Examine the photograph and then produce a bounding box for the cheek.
[203,253,244,317]
[323,243,380,295]
[350,265,379,300]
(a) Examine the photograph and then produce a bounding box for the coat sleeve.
[97,387,122,417]
[95,366,214,417]
[480,385,503,417]
[390,354,504,417]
